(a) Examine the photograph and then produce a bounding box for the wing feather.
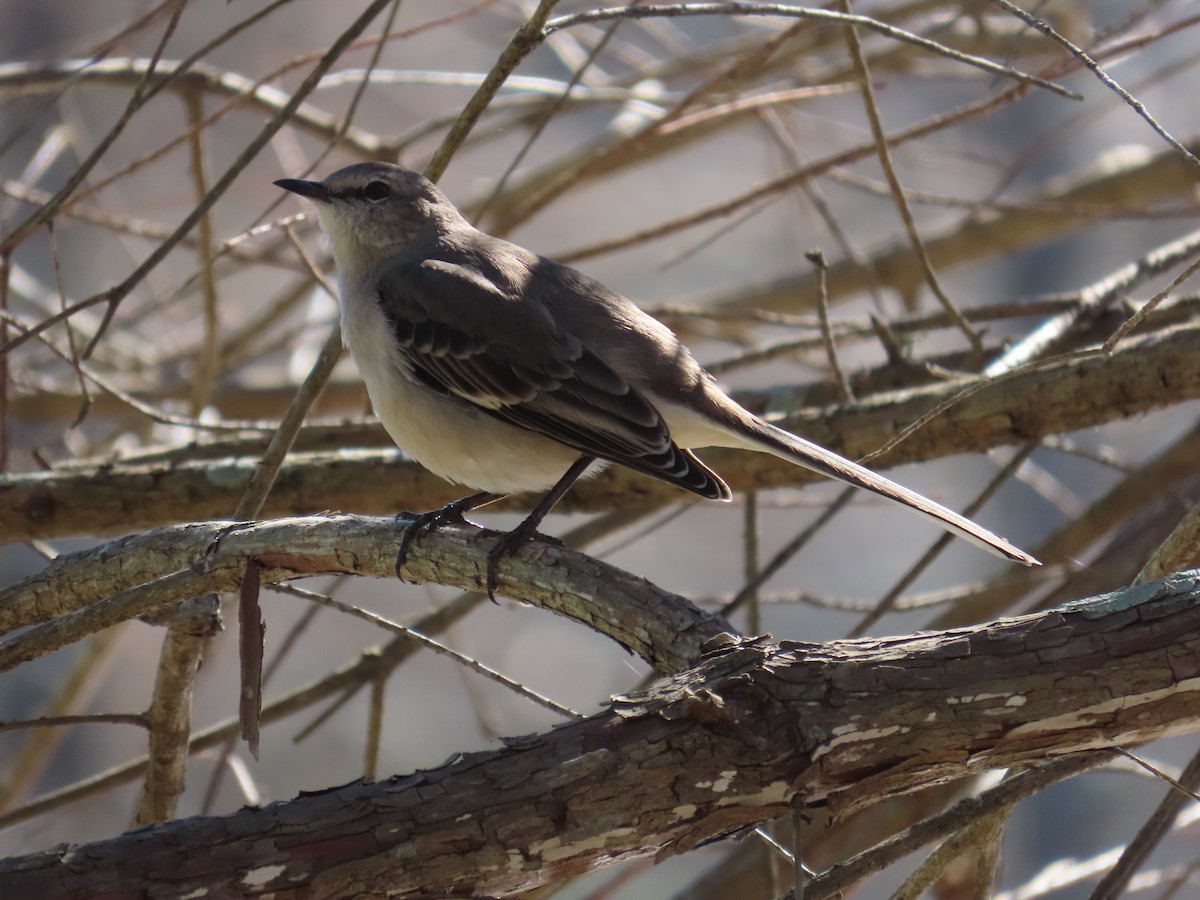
[375,256,729,500]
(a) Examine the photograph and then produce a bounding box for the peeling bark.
[5,571,1200,898]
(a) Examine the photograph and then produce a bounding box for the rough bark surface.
[5,570,1200,899]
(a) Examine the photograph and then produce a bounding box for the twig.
[836,0,981,352]
[292,585,582,719]
[0,713,147,733]
[545,4,1078,98]
[1088,748,1200,900]
[806,250,853,403]
[986,0,1200,172]
[184,87,221,415]
[1103,252,1200,353]
[425,0,561,182]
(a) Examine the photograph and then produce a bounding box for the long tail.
[742,417,1039,566]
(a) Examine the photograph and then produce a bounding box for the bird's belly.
[362,363,582,495]
[340,287,584,494]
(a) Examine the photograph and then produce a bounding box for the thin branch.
[986,0,1200,172]
[0,713,147,733]
[0,0,398,360]
[286,583,582,719]
[545,4,1078,98]
[184,86,220,416]
[1088,747,1200,900]
[836,0,981,351]
[424,0,561,182]
[805,249,853,404]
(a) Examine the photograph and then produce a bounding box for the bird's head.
[276,162,462,270]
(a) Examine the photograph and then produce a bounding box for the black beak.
[275,178,334,201]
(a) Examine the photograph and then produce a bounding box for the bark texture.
[5,570,1200,899]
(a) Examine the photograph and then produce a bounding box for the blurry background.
[3,0,1200,896]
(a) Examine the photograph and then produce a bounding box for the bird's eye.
[363,181,390,202]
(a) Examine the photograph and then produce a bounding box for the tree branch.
[0,515,733,675]
[5,320,1200,542]
[5,570,1200,898]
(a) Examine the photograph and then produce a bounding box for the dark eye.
[363,181,390,202]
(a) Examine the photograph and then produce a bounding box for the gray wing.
[376,257,730,500]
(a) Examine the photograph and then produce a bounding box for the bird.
[276,162,1038,599]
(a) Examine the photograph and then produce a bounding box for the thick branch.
[0,515,731,675]
[5,570,1200,898]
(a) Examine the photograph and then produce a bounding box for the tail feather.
[743,418,1039,567]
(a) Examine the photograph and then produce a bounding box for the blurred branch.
[837,0,980,346]
[0,57,380,156]
[5,319,1200,541]
[0,0,398,360]
[659,141,1200,313]
[544,3,1076,97]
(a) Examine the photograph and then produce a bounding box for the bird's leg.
[486,455,595,602]
[395,490,501,582]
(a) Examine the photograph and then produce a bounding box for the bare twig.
[986,0,1200,172]
[0,0,398,360]
[836,0,981,351]
[546,4,1078,98]
[425,0,561,182]
[806,249,853,403]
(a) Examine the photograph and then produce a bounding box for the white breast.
[338,277,583,495]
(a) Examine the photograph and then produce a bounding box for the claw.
[395,492,494,582]
[395,456,592,600]
[485,527,567,603]
[482,455,594,601]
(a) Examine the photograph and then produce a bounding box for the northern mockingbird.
[277,163,1038,598]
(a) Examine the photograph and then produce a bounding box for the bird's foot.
[394,498,480,582]
[485,523,564,603]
